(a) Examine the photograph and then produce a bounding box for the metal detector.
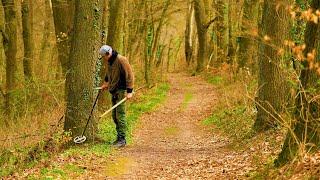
[73,88,102,144]
[73,86,144,144]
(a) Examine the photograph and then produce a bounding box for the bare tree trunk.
[100,0,108,44]
[2,0,19,118]
[106,0,125,51]
[275,0,320,166]
[215,0,226,66]
[151,0,170,65]
[194,0,207,72]
[226,0,235,65]
[21,0,34,81]
[254,0,290,132]
[52,0,74,76]
[0,0,7,124]
[185,0,194,66]
[238,0,259,70]
[64,0,102,143]
[39,0,54,80]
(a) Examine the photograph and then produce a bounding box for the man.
[99,45,134,147]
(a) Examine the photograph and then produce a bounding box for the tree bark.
[185,0,194,66]
[194,0,207,72]
[238,0,259,70]
[254,0,291,132]
[226,0,235,65]
[64,0,102,143]
[52,0,74,76]
[276,0,320,166]
[106,0,125,51]
[100,0,108,44]
[21,0,34,81]
[2,0,19,118]
[39,0,55,80]
[151,0,170,65]
[215,0,226,66]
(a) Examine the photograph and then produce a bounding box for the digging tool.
[73,89,102,144]
[99,86,146,118]
[99,97,127,118]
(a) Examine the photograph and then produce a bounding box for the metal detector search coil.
[74,135,87,144]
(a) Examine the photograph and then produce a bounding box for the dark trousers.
[111,90,127,139]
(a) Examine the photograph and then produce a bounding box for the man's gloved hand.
[126,93,133,99]
[101,82,109,91]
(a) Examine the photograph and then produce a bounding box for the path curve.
[103,73,251,179]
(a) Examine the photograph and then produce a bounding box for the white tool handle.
[99,97,127,118]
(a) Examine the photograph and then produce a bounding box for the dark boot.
[113,137,126,148]
[112,136,120,145]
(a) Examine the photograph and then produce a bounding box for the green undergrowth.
[201,72,257,142]
[1,83,170,178]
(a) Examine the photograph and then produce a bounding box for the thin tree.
[276,0,320,166]
[185,0,194,66]
[0,0,6,122]
[52,0,74,76]
[215,0,226,66]
[64,0,102,143]
[2,0,19,118]
[226,0,236,65]
[21,0,34,81]
[40,0,55,80]
[106,0,125,51]
[238,0,259,70]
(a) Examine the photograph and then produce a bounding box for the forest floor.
[72,73,269,179]
[11,72,287,179]
[101,73,256,179]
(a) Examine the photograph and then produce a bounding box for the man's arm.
[120,57,134,99]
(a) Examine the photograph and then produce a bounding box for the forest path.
[100,73,252,179]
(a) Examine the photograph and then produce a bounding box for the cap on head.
[99,45,112,56]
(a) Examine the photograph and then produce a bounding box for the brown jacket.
[105,53,134,94]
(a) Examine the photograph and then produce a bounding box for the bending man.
[99,45,134,148]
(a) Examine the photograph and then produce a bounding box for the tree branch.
[1,29,9,46]
[204,17,218,30]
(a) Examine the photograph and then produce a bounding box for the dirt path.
[100,73,252,179]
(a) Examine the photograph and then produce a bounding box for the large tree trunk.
[21,0,34,81]
[254,0,290,132]
[185,0,194,66]
[194,0,207,72]
[52,0,74,76]
[238,0,259,70]
[2,0,19,118]
[64,0,102,143]
[275,0,320,166]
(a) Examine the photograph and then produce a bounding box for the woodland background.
[0,0,320,178]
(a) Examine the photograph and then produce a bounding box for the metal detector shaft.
[99,97,127,118]
[81,91,101,136]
